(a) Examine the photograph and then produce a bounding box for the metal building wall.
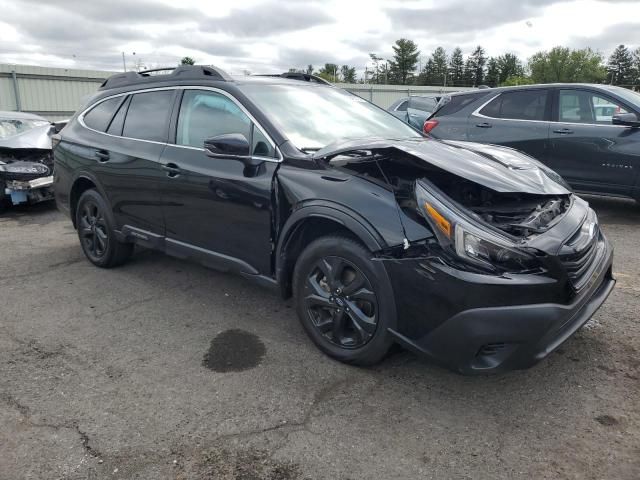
[1,64,474,121]
[336,83,475,109]
[0,64,116,121]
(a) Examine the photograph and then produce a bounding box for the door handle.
[476,122,492,128]
[161,163,181,178]
[95,150,110,162]
[553,128,574,135]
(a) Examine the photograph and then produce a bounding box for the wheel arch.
[69,172,107,228]
[275,204,387,299]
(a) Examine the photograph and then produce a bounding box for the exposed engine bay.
[0,112,61,209]
[325,144,571,240]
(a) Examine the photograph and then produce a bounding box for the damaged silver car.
[0,111,59,211]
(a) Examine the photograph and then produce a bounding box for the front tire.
[75,189,133,268]
[293,236,395,365]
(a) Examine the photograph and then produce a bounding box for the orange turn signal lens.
[425,203,452,238]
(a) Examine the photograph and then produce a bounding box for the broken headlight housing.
[416,181,538,272]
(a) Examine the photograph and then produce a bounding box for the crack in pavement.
[0,391,101,459]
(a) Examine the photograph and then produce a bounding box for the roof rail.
[253,72,333,86]
[99,65,233,90]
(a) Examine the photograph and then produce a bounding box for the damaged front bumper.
[382,233,614,375]
[3,175,54,205]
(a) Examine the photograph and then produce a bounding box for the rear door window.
[480,90,548,121]
[83,97,122,132]
[122,90,174,142]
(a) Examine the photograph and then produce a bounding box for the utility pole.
[122,52,126,72]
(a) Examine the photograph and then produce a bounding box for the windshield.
[607,86,640,107]
[241,84,421,150]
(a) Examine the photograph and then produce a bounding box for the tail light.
[423,119,439,134]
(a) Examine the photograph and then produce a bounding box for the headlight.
[0,162,49,175]
[416,182,538,272]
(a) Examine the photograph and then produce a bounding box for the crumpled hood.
[313,137,570,195]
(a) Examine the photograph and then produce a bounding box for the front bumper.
[3,175,54,205]
[382,235,615,374]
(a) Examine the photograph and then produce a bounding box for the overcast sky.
[0,0,638,75]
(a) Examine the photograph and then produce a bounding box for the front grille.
[559,224,601,291]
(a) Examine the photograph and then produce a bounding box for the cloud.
[568,22,640,52]
[200,2,335,37]
[386,0,571,35]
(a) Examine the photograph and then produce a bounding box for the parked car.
[388,95,440,129]
[0,111,59,211]
[425,84,640,201]
[53,66,614,374]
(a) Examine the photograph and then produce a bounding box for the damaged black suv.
[53,66,615,374]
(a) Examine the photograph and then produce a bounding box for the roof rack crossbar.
[99,65,232,90]
[253,72,333,86]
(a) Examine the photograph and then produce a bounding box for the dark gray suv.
[427,84,640,201]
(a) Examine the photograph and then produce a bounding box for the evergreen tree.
[497,53,524,84]
[180,56,195,65]
[468,46,487,86]
[449,47,465,86]
[388,39,420,85]
[607,44,634,85]
[485,57,500,87]
[431,47,448,86]
[340,65,357,83]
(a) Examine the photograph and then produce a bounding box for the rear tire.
[293,236,395,366]
[75,189,133,268]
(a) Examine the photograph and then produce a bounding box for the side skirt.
[117,225,279,292]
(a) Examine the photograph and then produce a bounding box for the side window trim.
[473,90,551,122]
[78,86,281,162]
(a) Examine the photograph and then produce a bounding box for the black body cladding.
[53,67,614,374]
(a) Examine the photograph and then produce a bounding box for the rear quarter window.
[83,97,122,132]
[432,92,489,117]
[122,90,174,142]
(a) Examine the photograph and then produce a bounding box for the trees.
[340,65,357,84]
[317,63,340,82]
[180,56,195,65]
[634,48,640,86]
[464,46,487,86]
[529,47,606,83]
[607,45,635,85]
[449,47,465,86]
[485,57,500,87]
[388,39,420,85]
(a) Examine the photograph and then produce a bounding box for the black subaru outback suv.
[53,66,615,374]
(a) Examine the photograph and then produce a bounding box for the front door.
[160,89,279,275]
[548,88,640,195]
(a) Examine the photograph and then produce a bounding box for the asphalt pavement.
[0,196,638,479]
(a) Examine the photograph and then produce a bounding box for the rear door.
[467,89,551,162]
[77,90,173,234]
[159,88,279,275]
[548,88,640,195]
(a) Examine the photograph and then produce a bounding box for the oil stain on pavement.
[203,329,266,372]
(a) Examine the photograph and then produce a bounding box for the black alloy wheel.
[75,189,133,268]
[304,255,378,349]
[79,200,109,260]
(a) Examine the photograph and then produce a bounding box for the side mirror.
[612,112,640,128]
[204,133,251,159]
